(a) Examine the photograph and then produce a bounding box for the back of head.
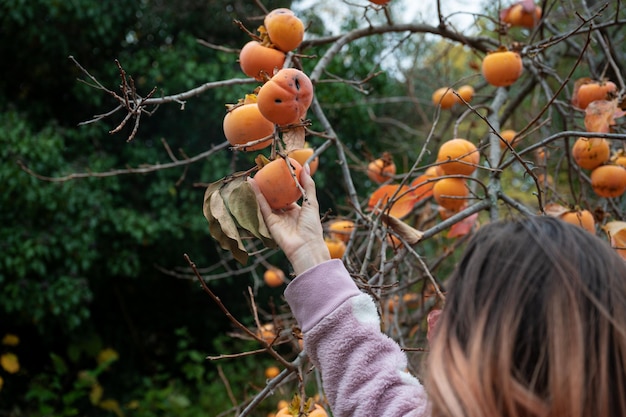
[427,215,626,417]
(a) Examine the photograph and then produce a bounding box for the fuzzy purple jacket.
[284,259,431,417]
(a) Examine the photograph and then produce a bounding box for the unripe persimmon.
[257,68,314,126]
[572,137,611,170]
[436,138,480,176]
[264,8,305,52]
[432,87,457,109]
[433,178,469,211]
[223,96,274,151]
[263,268,285,287]
[591,164,626,198]
[239,41,285,81]
[254,157,303,210]
[482,49,523,87]
[560,210,595,233]
[287,146,319,175]
[367,153,396,183]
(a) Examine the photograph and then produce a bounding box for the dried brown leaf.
[380,214,424,244]
[544,202,570,218]
[283,126,306,152]
[209,190,248,265]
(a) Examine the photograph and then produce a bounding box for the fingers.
[247,177,274,220]
[300,164,319,211]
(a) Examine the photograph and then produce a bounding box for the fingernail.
[304,163,311,176]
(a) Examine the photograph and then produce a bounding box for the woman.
[249,165,626,417]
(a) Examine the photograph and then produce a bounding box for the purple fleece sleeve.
[284,259,431,417]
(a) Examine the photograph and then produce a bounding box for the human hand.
[248,164,330,275]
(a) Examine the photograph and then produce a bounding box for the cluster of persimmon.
[431,85,475,109]
[223,8,318,210]
[364,138,480,241]
[570,77,626,199]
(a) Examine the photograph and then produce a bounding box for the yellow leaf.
[1,353,20,374]
[97,348,119,365]
[98,399,124,417]
[90,383,103,405]
[2,334,19,346]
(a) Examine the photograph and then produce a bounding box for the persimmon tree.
[21,0,626,415]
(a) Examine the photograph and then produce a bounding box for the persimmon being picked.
[572,137,611,170]
[482,48,523,87]
[223,95,274,151]
[257,68,314,126]
[264,8,305,53]
[254,157,303,210]
[436,138,480,176]
[239,41,285,81]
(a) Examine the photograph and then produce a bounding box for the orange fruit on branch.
[456,85,475,103]
[265,365,281,379]
[223,95,274,151]
[368,184,416,219]
[501,2,542,28]
[572,137,611,170]
[367,152,396,183]
[263,268,286,287]
[590,164,626,198]
[436,138,480,176]
[499,129,518,149]
[433,178,470,211]
[257,68,314,126]
[264,8,305,52]
[239,41,286,81]
[254,157,303,210]
[325,238,346,259]
[571,78,617,110]
[288,146,319,175]
[482,49,523,87]
[560,210,595,233]
[328,220,355,243]
[432,87,457,109]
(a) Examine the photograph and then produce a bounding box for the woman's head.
[427,215,626,417]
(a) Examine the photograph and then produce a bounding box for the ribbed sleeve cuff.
[284,259,361,333]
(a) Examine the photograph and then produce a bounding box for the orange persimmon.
[264,8,305,52]
[482,49,523,87]
[367,152,396,183]
[257,68,314,126]
[223,95,274,151]
[239,41,285,81]
[590,164,626,198]
[436,138,480,176]
[254,157,303,210]
[572,137,611,170]
[433,178,469,212]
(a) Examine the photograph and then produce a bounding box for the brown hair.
[427,216,626,417]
